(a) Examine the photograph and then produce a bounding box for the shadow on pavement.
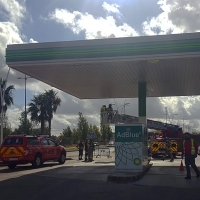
[94,161,115,164]
[151,156,182,161]
[0,165,200,200]
[0,163,62,173]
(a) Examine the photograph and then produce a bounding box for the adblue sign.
[115,125,142,142]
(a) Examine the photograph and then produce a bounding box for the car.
[94,142,99,146]
[107,141,114,147]
[0,135,67,169]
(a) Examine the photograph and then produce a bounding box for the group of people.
[100,104,114,122]
[149,132,199,179]
[77,132,199,179]
[77,139,95,162]
[162,133,200,179]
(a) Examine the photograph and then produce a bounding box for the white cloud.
[0,1,48,134]
[143,0,200,35]
[141,0,200,131]
[0,0,26,26]
[29,38,38,43]
[0,22,37,79]
[48,3,138,39]
[102,2,120,14]
[2,0,200,135]
[0,21,24,79]
[0,22,23,53]
[53,114,72,127]
[6,107,21,130]
[0,4,26,124]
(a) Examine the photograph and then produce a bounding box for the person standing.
[182,132,200,179]
[84,139,89,162]
[107,104,113,122]
[100,105,106,123]
[77,141,84,160]
[161,140,174,162]
[88,139,95,162]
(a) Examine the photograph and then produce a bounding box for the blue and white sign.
[90,132,94,139]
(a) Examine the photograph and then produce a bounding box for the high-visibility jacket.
[183,139,196,155]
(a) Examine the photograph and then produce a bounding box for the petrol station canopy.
[6,32,200,99]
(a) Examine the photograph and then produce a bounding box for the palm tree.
[0,78,15,115]
[28,94,48,134]
[44,89,61,137]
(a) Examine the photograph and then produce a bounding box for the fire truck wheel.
[32,154,42,168]
[152,154,158,158]
[8,163,16,169]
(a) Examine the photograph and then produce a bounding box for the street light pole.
[17,75,32,135]
[171,113,178,124]
[122,103,130,115]
[164,107,168,123]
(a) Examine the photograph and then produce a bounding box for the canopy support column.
[138,82,146,126]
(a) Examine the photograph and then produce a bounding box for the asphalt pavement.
[0,149,200,200]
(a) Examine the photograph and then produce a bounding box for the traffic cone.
[180,160,184,171]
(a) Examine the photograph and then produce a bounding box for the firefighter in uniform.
[101,105,106,122]
[107,104,113,122]
[84,139,89,162]
[88,139,95,162]
[182,132,200,179]
[101,105,106,113]
[77,141,84,160]
[161,140,174,162]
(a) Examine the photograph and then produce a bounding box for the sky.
[1,0,200,135]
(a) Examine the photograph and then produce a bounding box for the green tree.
[107,125,113,141]
[31,128,41,135]
[93,125,101,141]
[31,127,49,135]
[0,78,15,114]
[89,124,101,141]
[72,128,79,144]
[101,124,112,141]
[51,135,58,142]
[0,115,12,138]
[89,124,93,133]
[101,124,107,141]
[12,128,20,135]
[3,127,12,138]
[62,126,72,137]
[77,112,89,141]
[44,89,61,137]
[17,111,33,135]
[28,94,48,134]
[59,126,73,145]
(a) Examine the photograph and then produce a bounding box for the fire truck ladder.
[100,110,180,130]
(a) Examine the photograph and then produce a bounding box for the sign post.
[90,132,94,139]
[115,124,148,172]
